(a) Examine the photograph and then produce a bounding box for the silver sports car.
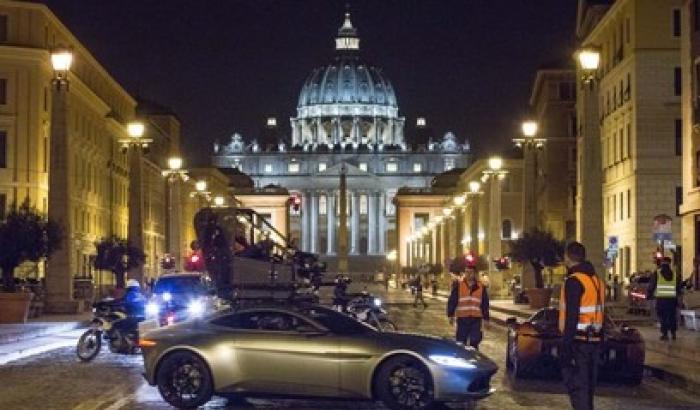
[140,303,497,409]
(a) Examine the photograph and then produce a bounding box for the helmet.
[126,279,140,289]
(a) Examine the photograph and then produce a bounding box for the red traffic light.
[185,251,205,272]
[190,254,200,263]
[289,194,302,211]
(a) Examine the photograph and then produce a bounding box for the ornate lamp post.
[576,47,601,85]
[162,156,188,271]
[514,120,546,232]
[191,180,211,208]
[46,47,77,312]
[466,181,483,255]
[482,157,508,272]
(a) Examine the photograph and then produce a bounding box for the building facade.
[576,0,682,280]
[528,64,578,241]
[212,12,471,268]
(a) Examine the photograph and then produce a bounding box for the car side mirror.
[506,317,518,326]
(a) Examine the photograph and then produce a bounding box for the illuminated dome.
[291,11,404,147]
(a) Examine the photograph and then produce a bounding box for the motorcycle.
[345,293,398,332]
[76,298,142,362]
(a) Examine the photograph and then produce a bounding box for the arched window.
[502,219,512,239]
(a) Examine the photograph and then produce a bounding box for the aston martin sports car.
[506,307,644,385]
[140,303,497,409]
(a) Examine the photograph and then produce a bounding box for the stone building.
[212,12,471,270]
[528,63,578,241]
[576,0,682,279]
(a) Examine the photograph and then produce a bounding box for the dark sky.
[42,0,577,166]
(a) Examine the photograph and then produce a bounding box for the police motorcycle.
[76,280,145,362]
[333,275,397,332]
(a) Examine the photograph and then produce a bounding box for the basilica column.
[310,191,319,253]
[367,191,377,254]
[351,118,359,144]
[378,192,387,253]
[326,192,336,254]
[372,117,378,144]
[301,191,311,251]
[350,191,360,254]
[337,117,344,143]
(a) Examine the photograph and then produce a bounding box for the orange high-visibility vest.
[559,273,605,341]
[456,281,483,318]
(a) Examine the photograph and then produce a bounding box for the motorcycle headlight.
[373,298,382,307]
[162,292,172,302]
[187,299,205,317]
[146,302,160,317]
[428,354,476,369]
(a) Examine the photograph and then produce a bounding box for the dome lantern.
[335,11,359,51]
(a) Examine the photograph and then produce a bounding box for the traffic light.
[289,195,302,212]
[185,251,205,272]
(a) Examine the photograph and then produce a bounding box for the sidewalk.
[489,299,700,393]
[0,312,91,346]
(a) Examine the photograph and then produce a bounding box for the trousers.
[656,298,678,337]
[561,342,599,410]
[455,317,482,349]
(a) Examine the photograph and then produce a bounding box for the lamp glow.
[386,250,397,261]
[577,48,601,71]
[469,181,481,194]
[453,195,466,206]
[521,121,538,137]
[51,50,73,71]
[442,207,453,217]
[488,157,503,171]
[195,180,207,192]
[127,122,145,138]
[168,157,183,171]
[214,196,225,206]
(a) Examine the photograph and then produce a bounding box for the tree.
[93,237,145,289]
[0,200,62,292]
[509,229,564,288]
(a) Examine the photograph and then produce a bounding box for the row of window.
[603,122,631,168]
[605,189,632,224]
[269,159,455,174]
[600,73,631,120]
[291,193,391,216]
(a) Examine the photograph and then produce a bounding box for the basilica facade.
[212,12,471,264]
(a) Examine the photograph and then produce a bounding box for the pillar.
[488,176,503,270]
[454,207,464,257]
[127,148,145,283]
[310,191,319,253]
[378,192,387,253]
[326,192,335,254]
[469,197,479,255]
[168,178,183,271]
[301,191,311,251]
[350,191,360,254]
[367,192,377,254]
[522,145,538,232]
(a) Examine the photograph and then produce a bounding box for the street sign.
[607,236,619,255]
[652,214,672,242]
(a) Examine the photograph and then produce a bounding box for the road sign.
[607,236,619,258]
[652,214,672,242]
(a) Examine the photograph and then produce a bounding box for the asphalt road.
[0,288,698,410]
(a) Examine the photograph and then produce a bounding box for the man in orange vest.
[447,268,489,349]
[559,241,604,410]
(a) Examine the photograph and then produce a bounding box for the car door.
[231,309,341,397]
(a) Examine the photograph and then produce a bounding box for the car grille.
[467,376,490,393]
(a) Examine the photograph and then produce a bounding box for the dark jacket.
[447,279,489,320]
[562,261,598,345]
[646,265,682,300]
[123,288,146,317]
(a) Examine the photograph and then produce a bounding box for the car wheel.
[156,351,214,409]
[375,355,435,410]
[379,319,398,332]
[76,329,101,362]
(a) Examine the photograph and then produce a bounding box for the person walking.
[413,275,428,309]
[559,242,605,410]
[647,257,682,340]
[447,269,489,349]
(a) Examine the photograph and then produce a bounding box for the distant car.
[140,303,498,410]
[506,307,644,385]
[628,275,652,314]
[144,272,217,327]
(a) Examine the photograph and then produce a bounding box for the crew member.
[560,242,605,410]
[647,257,682,341]
[447,269,489,349]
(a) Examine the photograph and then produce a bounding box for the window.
[673,9,681,37]
[675,119,682,156]
[675,67,682,96]
[386,162,398,172]
[360,194,367,214]
[0,193,5,220]
[413,163,422,173]
[0,15,6,43]
[627,189,631,219]
[359,162,368,172]
[288,162,300,173]
[676,186,683,216]
[626,124,631,159]
[620,192,624,221]
[559,82,572,100]
[613,195,617,222]
[211,311,319,333]
[444,158,455,171]
[319,195,327,215]
[0,78,6,105]
[0,131,6,168]
[318,162,327,172]
[264,163,273,173]
[501,219,512,239]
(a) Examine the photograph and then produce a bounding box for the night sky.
[42,0,577,166]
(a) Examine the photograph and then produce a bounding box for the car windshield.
[301,307,374,335]
[154,276,207,295]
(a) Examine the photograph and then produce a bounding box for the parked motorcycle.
[345,293,397,332]
[76,298,142,362]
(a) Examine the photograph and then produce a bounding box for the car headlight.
[162,292,172,302]
[145,302,160,317]
[429,354,476,369]
[187,299,205,317]
[373,298,382,307]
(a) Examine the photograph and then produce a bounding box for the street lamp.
[195,180,207,192]
[575,47,600,84]
[213,196,226,207]
[514,119,546,233]
[162,156,188,272]
[482,157,508,272]
[50,47,73,90]
[191,179,211,208]
[466,180,483,254]
[120,121,153,153]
